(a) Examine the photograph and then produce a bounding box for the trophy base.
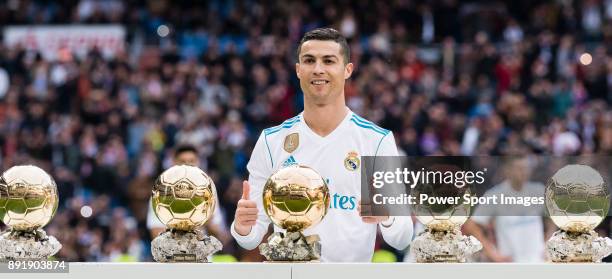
[151,229,222,263]
[0,229,62,261]
[410,228,482,263]
[546,230,612,263]
[259,232,321,262]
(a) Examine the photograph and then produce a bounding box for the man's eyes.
[303,59,335,64]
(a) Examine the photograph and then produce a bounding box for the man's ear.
[295,62,301,79]
[344,62,354,79]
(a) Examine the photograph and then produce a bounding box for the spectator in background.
[463,157,556,262]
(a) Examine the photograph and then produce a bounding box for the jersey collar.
[300,108,353,144]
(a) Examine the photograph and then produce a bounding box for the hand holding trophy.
[0,165,61,261]
[150,165,222,262]
[258,165,330,262]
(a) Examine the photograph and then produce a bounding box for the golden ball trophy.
[545,164,612,262]
[150,165,222,262]
[0,165,61,261]
[410,180,482,263]
[259,165,330,262]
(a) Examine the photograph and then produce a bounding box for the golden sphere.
[546,164,609,233]
[412,182,471,231]
[263,165,330,232]
[410,164,471,231]
[0,165,59,231]
[151,165,216,231]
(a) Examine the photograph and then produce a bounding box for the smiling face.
[296,40,353,106]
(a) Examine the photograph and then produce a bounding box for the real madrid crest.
[344,151,360,171]
[283,133,299,153]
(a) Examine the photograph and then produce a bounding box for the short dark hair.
[297,28,350,64]
[174,144,198,158]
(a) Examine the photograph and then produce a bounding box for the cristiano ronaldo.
[231,28,413,262]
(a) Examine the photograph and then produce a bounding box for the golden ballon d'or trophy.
[545,164,612,262]
[150,165,222,262]
[0,165,61,261]
[259,165,330,262]
[409,176,482,263]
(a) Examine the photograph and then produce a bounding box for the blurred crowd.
[0,0,611,262]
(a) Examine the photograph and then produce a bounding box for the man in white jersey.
[231,28,413,262]
[463,157,555,262]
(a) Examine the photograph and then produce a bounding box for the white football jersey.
[470,181,547,262]
[231,109,413,262]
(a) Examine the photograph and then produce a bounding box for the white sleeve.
[230,132,273,250]
[375,132,414,250]
[469,189,497,226]
[375,131,399,157]
[380,216,414,250]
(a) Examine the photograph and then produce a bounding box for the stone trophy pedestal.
[546,230,612,263]
[0,229,62,261]
[410,228,482,263]
[259,232,321,262]
[151,229,222,263]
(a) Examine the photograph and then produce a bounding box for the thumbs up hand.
[234,181,259,236]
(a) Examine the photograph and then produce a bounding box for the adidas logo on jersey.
[281,155,297,167]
